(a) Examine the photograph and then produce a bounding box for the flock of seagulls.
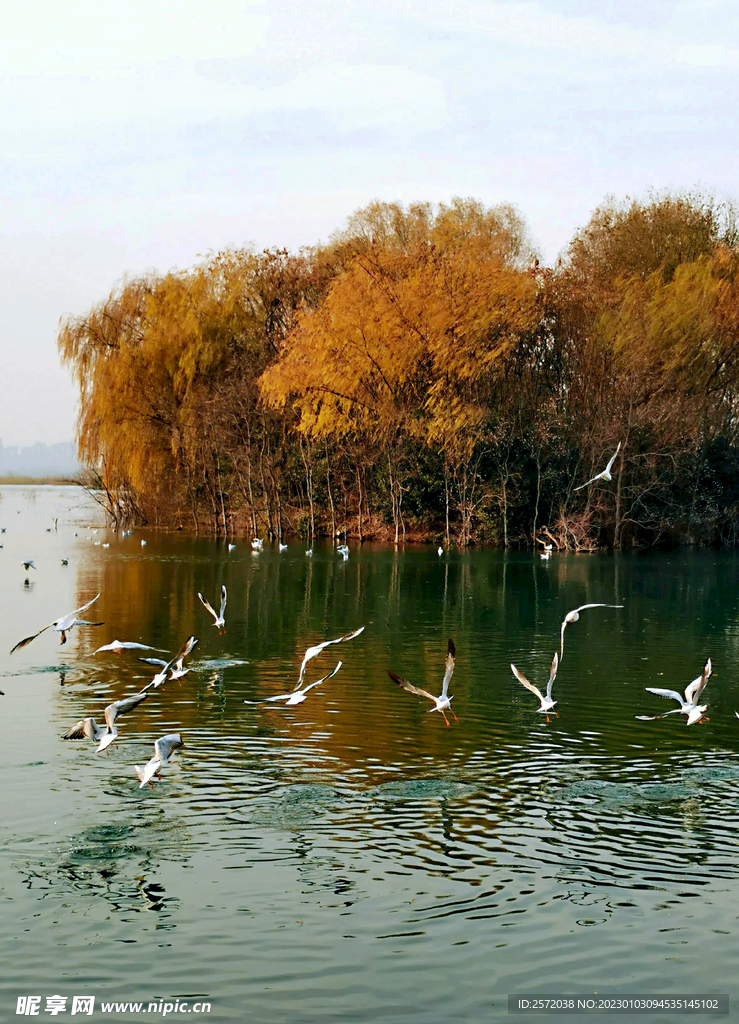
[4,462,735,793]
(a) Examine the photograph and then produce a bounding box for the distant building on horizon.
[0,439,84,478]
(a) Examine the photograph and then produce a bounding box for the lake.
[1,485,739,1022]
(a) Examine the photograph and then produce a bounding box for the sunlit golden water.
[2,486,739,1022]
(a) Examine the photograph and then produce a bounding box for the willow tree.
[58,249,326,529]
[261,206,539,543]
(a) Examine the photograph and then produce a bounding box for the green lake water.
[2,485,739,1022]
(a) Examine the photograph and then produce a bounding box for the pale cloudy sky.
[2,0,738,447]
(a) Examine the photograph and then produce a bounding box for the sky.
[2,0,738,447]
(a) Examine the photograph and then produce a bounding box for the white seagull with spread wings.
[198,585,227,633]
[574,442,622,491]
[10,593,103,653]
[511,652,559,719]
[245,661,343,707]
[559,603,624,661]
[297,626,365,685]
[63,688,152,753]
[94,640,166,655]
[388,638,457,726]
[637,658,712,726]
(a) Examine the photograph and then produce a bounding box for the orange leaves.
[260,238,538,459]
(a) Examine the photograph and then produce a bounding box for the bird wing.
[70,619,104,628]
[297,626,365,685]
[138,657,168,667]
[165,635,198,674]
[301,660,342,694]
[387,671,437,704]
[441,638,456,698]
[198,592,217,621]
[104,689,150,728]
[10,623,53,654]
[573,471,603,492]
[219,585,227,619]
[559,619,569,660]
[510,664,545,704]
[62,718,96,740]
[545,652,559,700]
[68,593,102,618]
[605,442,622,474]
[635,709,684,720]
[645,687,685,703]
[685,658,711,703]
[154,733,184,762]
[571,603,623,614]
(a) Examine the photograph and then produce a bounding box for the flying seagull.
[21,560,36,571]
[574,442,622,491]
[637,658,712,726]
[245,661,342,707]
[10,593,103,653]
[559,603,624,661]
[511,652,559,719]
[297,626,365,685]
[139,635,199,687]
[94,640,166,655]
[63,688,151,752]
[388,638,457,726]
[136,733,184,788]
[197,585,227,633]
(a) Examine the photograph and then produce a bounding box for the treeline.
[59,192,739,548]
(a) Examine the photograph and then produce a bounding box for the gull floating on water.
[388,638,457,726]
[136,733,184,788]
[337,544,349,560]
[251,538,263,551]
[198,585,227,633]
[511,652,559,719]
[245,661,342,706]
[279,543,288,551]
[637,658,712,726]
[574,442,622,491]
[305,549,313,557]
[63,688,152,752]
[139,635,199,687]
[297,626,365,685]
[559,603,624,661]
[94,640,166,655]
[10,593,103,653]
[228,543,236,551]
